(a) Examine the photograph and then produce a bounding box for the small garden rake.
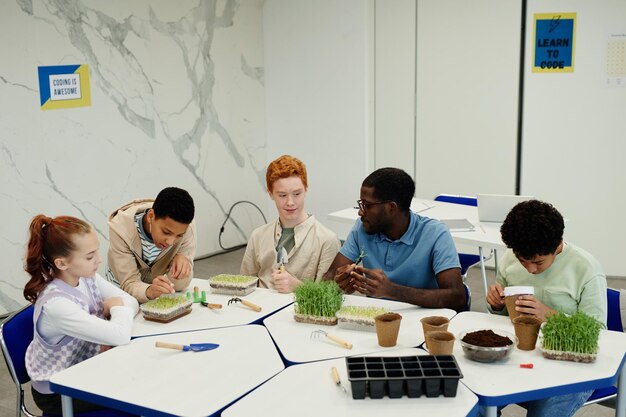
[311,329,353,349]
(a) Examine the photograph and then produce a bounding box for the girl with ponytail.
[23,214,139,415]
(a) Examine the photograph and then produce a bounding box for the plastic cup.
[512,315,542,350]
[374,313,402,347]
[426,331,455,355]
[420,316,450,349]
[504,286,534,321]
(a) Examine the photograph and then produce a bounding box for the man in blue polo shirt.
[325,167,466,311]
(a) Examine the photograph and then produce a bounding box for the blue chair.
[462,282,472,312]
[0,304,135,417]
[606,287,623,332]
[583,288,624,406]
[434,194,495,296]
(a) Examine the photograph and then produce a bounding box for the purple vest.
[26,278,104,394]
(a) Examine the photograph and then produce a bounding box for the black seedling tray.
[346,355,463,399]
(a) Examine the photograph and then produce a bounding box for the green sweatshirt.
[493,242,607,325]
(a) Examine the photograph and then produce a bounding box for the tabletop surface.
[263,294,456,364]
[326,198,506,250]
[132,278,294,338]
[50,324,285,417]
[448,311,626,406]
[222,347,479,417]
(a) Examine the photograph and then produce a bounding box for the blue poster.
[37,64,91,110]
[533,13,576,73]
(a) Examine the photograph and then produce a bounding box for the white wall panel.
[522,0,626,276]
[415,0,522,199]
[374,0,416,176]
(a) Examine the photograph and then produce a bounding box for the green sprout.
[336,306,389,319]
[541,311,603,354]
[294,280,343,318]
[354,250,367,266]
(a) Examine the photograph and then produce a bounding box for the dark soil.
[462,330,513,347]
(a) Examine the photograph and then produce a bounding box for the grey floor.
[1,247,623,416]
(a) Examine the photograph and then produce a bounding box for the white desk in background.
[263,294,456,364]
[326,198,506,296]
[132,278,294,338]
[448,312,626,417]
[50,324,284,417]
[222,348,479,417]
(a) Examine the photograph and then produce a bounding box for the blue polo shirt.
[339,212,460,289]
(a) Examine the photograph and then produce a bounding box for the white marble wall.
[0,0,267,315]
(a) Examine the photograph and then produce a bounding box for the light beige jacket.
[240,215,340,290]
[107,199,196,303]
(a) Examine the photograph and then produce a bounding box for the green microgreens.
[210,274,257,284]
[336,305,389,319]
[541,311,603,354]
[142,295,189,310]
[293,280,343,318]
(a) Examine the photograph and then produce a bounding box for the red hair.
[23,215,91,303]
[265,155,308,192]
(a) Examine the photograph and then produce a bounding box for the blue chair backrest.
[607,288,623,332]
[458,253,480,276]
[1,304,34,385]
[434,194,477,207]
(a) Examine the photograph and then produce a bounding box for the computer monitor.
[477,194,535,223]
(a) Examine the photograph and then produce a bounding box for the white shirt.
[37,274,139,346]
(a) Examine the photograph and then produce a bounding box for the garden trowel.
[155,341,219,352]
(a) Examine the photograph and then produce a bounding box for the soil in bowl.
[461,329,514,362]
[462,329,512,347]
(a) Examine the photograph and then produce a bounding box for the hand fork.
[227,297,262,312]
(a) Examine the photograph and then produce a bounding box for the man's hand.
[271,269,301,293]
[351,266,395,298]
[169,254,192,279]
[102,296,124,318]
[333,264,357,294]
[486,283,505,311]
[145,275,175,300]
[514,295,556,321]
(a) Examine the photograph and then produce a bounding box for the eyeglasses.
[354,199,392,212]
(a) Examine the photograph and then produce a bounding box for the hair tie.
[42,218,52,229]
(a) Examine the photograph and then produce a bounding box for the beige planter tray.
[542,348,597,363]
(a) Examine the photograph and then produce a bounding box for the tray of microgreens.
[335,306,390,331]
[208,274,258,296]
[541,311,603,363]
[293,280,343,325]
[140,294,193,323]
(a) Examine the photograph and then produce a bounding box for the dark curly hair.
[500,200,564,259]
[362,168,415,212]
[153,187,195,224]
